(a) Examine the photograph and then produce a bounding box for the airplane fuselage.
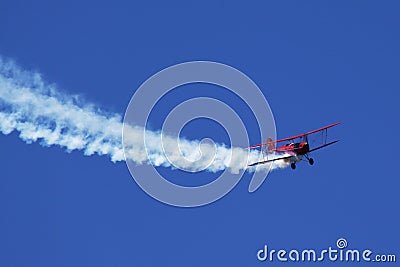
[275,142,310,156]
[274,142,311,167]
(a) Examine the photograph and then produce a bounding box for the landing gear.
[304,154,314,166]
[291,163,296,170]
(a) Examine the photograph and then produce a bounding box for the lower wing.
[248,140,340,166]
[248,155,293,167]
[309,140,340,152]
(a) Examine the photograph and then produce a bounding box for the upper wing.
[248,155,293,167]
[248,122,340,149]
[274,122,340,143]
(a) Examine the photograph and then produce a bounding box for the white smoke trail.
[0,57,289,173]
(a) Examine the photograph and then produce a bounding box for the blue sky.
[0,1,399,266]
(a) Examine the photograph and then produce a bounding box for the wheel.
[291,163,296,170]
[309,158,314,165]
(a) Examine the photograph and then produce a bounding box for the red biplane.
[248,123,340,169]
